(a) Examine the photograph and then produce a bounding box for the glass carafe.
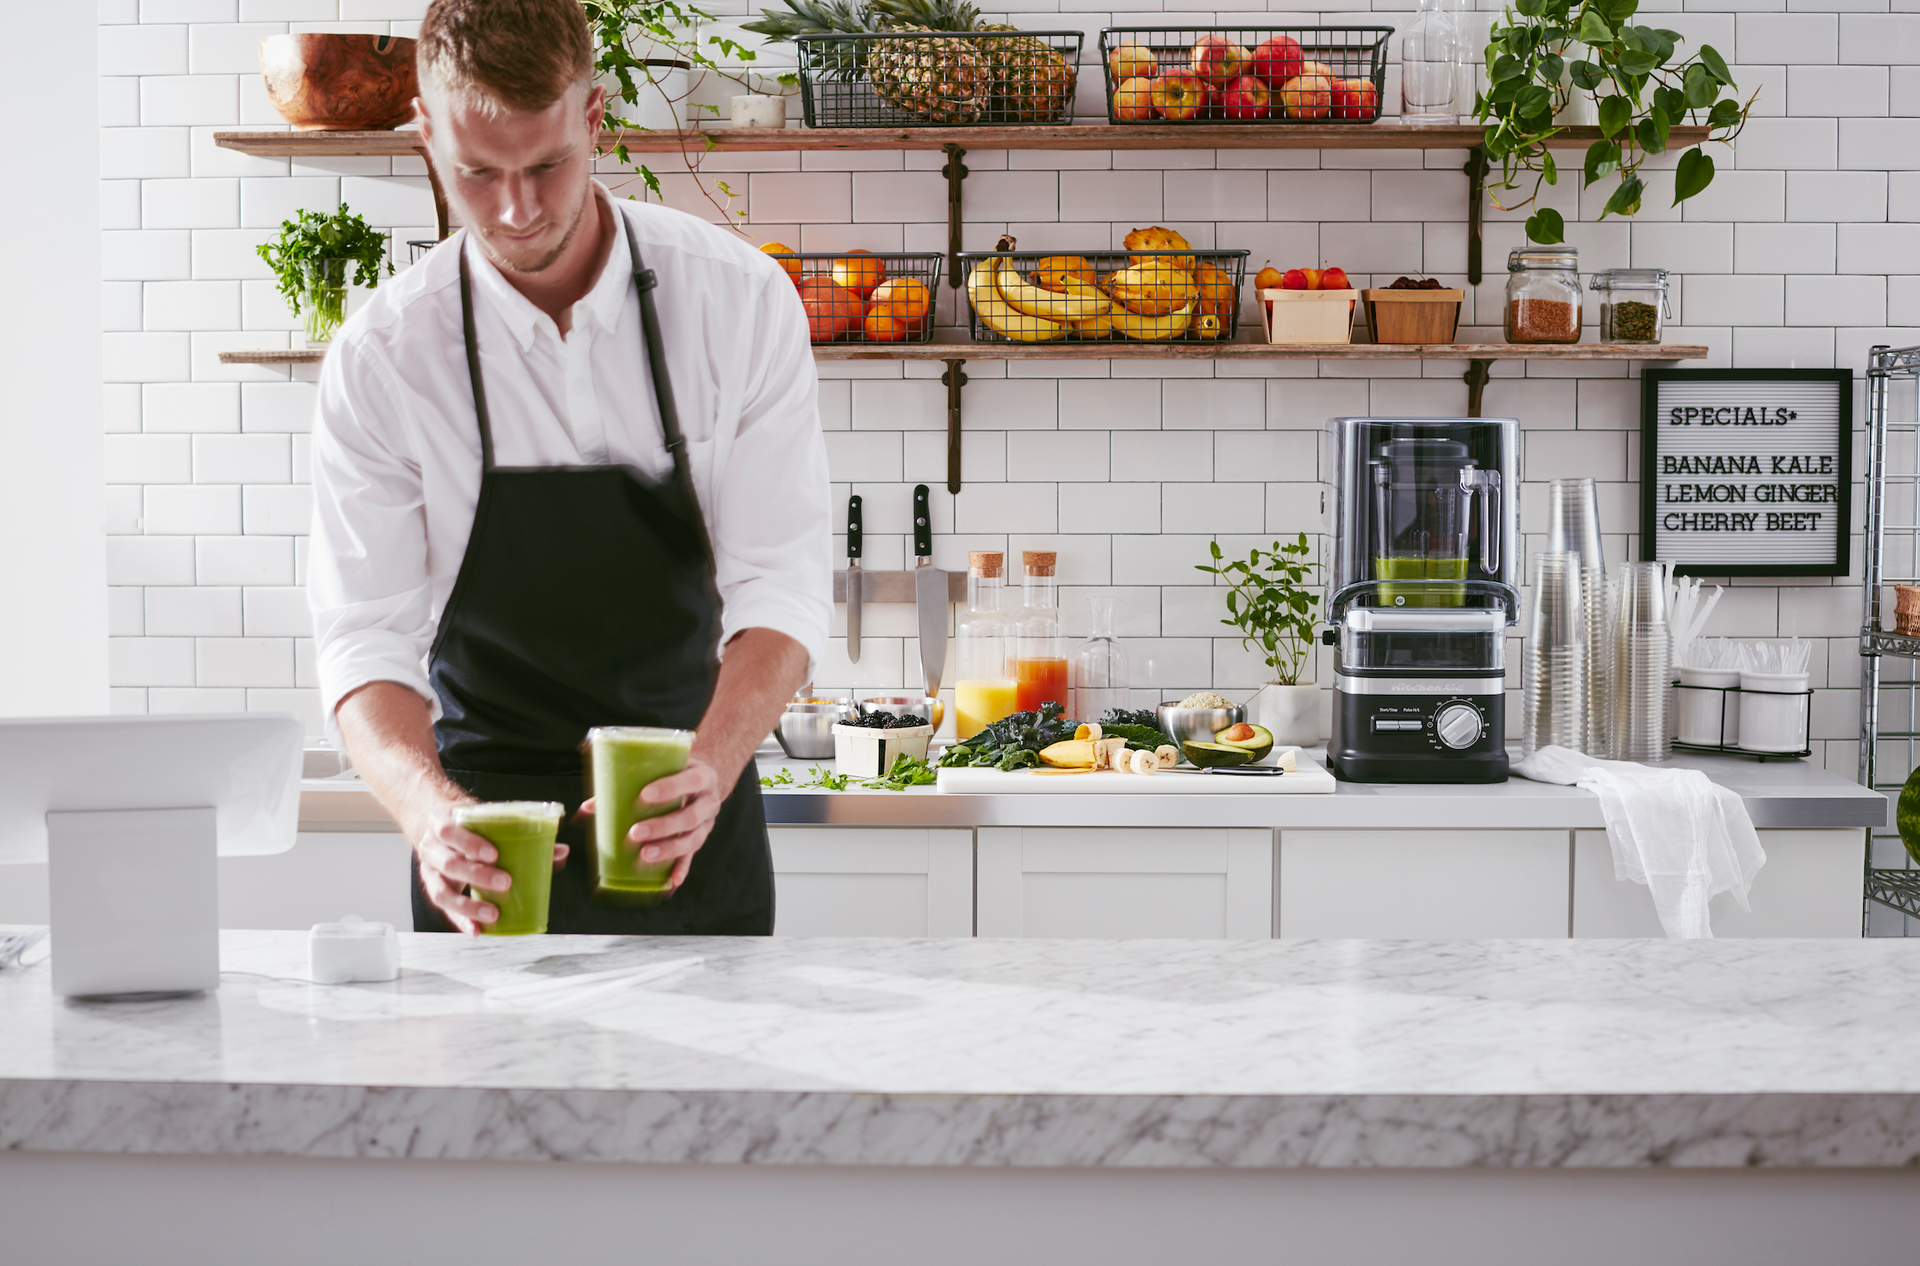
[954,551,1015,740]
[1370,438,1501,608]
[1071,596,1130,723]
[1009,551,1067,712]
[1401,0,1461,124]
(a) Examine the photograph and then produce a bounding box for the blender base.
[1327,686,1510,784]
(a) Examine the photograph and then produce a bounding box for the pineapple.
[867,31,990,123]
[979,31,1075,123]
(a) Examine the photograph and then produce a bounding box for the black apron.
[411,222,774,935]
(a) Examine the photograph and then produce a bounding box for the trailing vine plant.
[583,0,796,228]
[1476,0,1755,244]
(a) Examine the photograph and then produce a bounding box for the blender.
[1326,418,1519,782]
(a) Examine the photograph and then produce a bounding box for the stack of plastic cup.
[1609,561,1671,761]
[1522,550,1587,755]
[1545,477,1608,755]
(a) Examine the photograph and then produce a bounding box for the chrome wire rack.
[1857,343,1920,932]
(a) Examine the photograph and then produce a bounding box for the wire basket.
[766,251,943,345]
[961,249,1249,344]
[793,30,1083,128]
[1098,27,1390,125]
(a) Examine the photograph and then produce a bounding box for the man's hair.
[417,0,595,114]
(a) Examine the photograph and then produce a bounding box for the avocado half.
[1213,723,1274,761]
[1183,740,1257,768]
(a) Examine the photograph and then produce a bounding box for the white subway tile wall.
[96,5,1913,793]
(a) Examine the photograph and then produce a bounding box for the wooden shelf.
[219,340,1707,367]
[213,122,1707,157]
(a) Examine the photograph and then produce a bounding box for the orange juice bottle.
[954,552,1016,739]
[1009,550,1068,713]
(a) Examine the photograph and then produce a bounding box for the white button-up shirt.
[308,188,831,746]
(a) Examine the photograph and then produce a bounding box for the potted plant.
[256,205,392,345]
[1475,0,1754,245]
[1197,533,1322,746]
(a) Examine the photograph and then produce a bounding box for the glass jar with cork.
[1009,551,1068,712]
[1590,268,1669,344]
[1504,247,1582,344]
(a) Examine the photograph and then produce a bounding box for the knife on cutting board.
[912,484,947,701]
[845,494,862,663]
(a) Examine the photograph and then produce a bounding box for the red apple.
[1332,77,1378,121]
[1221,74,1271,120]
[1149,69,1206,120]
[1108,40,1157,83]
[1113,76,1156,121]
[1190,33,1253,87]
[1320,266,1351,290]
[1250,35,1304,88]
[1282,268,1310,290]
[1254,264,1286,291]
[1280,68,1334,119]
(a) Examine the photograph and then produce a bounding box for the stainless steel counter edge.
[300,751,1887,832]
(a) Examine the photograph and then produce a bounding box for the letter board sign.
[1640,368,1852,577]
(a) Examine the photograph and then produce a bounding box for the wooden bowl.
[259,34,418,131]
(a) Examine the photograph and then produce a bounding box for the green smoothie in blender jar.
[454,801,563,935]
[1373,556,1469,607]
[588,726,694,896]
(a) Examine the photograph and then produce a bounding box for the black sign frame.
[1639,367,1852,578]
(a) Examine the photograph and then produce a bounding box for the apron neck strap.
[457,239,497,473]
[622,218,695,498]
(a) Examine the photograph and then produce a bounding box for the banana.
[1195,313,1224,339]
[996,266,1113,320]
[1068,310,1117,339]
[967,257,1066,342]
[1113,302,1195,341]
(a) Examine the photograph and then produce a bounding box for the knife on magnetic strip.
[845,494,862,664]
[912,484,947,701]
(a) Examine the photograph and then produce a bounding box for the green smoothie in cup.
[588,726,694,896]
[454,801,563,936]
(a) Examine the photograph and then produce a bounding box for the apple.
[1190,33,1252,87]
[1280,69,1334,119]
[1332,77,1378,121]
[1149,69,1206,120]
[1282,268,1310,290]
[1220,74,1270,120]
[1320,266,1351,290]
[1108,40,1157,83]
[1302,267,1324,290]
[1250,35,1304,88]
[1113,76,1156,121]
[1254,264,1285,291]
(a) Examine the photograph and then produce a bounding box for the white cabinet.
[1278,830,1571,938]
[1571,828,1866,938]
[769,828,973,937]
[975,828,1273,939]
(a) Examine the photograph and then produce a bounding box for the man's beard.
[471,185,590,275]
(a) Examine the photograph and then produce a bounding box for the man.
[308,0,830,936]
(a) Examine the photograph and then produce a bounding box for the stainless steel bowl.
[776,703,850,759]
[1156,703,1247,749]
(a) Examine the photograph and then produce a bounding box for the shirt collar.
[461,182,630,352]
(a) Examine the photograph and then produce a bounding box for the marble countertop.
[299,749,1887,832]
[4,930,1919,1169]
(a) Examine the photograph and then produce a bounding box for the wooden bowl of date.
[259,34,418,131]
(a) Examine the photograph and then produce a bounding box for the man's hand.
[417,807,575,935]
[581,756,723,892]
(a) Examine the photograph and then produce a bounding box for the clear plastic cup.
[454,801,563,936]
[587,727,694,897]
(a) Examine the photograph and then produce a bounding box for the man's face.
[418,80,606,275]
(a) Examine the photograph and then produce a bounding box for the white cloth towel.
[1512,745,1766,938]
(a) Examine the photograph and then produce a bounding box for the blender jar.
[1590,268,1669,344]
[1505,247,1581,343]
[1370,438,1502,608]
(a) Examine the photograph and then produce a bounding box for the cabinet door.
[1572,828,1865,938]
[976,828,1273,939]
[1278,830,1571,938]
[769,828,972,937]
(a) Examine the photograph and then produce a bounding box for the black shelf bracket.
[1464,357,1493,417]
[941,358,968,494]
[1465,144,1490,287]
[943,143,968,290]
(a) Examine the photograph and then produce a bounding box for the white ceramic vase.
[1248,682,1320,748]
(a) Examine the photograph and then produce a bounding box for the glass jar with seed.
[1505,248,1582,343]
[1590,268,1670,344]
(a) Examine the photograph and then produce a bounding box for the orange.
[759,241,801,283]
[868,277,931,322]
[797,276,863,342]
[830,249,887,299]
[862,311,913,342]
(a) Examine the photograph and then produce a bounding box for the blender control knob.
[1435,703,1483,749]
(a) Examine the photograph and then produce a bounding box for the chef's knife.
[845,494,862,664]
[912,484,947,703]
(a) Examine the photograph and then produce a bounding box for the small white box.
[832,723,933,779]
[309,917,400,984]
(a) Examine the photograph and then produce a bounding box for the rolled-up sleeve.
[308,342,439,748]
[708,263,832,678]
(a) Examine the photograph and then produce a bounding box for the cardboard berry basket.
[1099,26,1391,126]
[1259,289,1359,344]
[1362,287,1466,343]
[765,251,943,345]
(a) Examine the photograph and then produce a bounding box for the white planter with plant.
[256,206,392,346]
[1197,534,1323,749]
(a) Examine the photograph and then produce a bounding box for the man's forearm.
[335,681,473,843]
[692,628,810,786]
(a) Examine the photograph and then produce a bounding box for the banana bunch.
[967,257,1066,343]
[997,266,1111,321]
[1113,302,1195,341]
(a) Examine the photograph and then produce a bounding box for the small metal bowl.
[776,703,851,760]
[1156,702,1247,750]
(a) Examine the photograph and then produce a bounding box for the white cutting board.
[936,751,1336,794]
